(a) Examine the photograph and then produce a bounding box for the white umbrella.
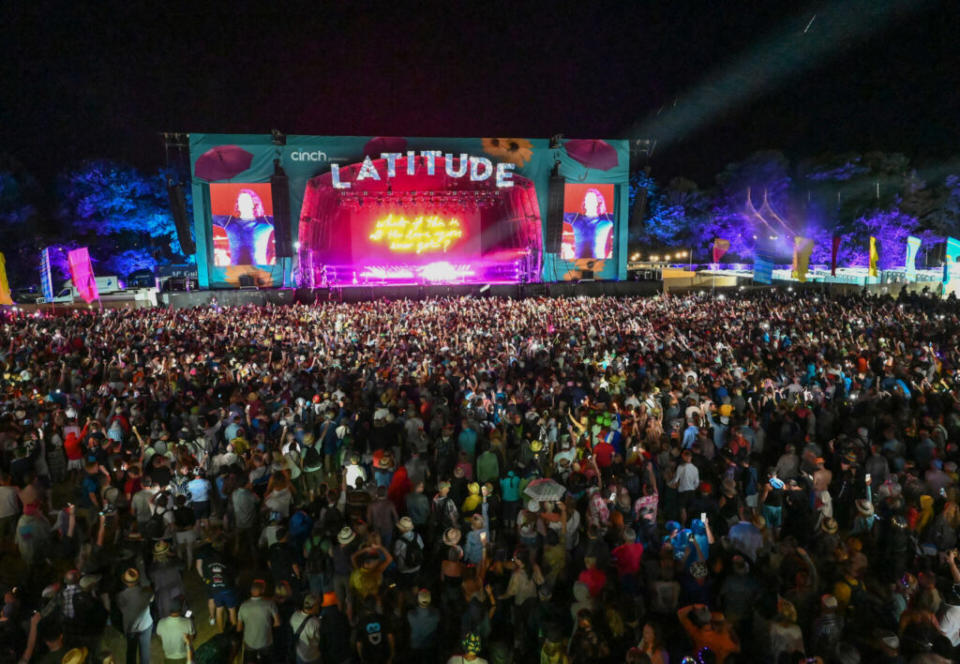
[523,478,566,502]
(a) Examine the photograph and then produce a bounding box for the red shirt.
[577,567,607,598]
[593,441,615,468]
[612,542,645,577]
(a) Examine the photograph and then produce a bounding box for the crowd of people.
[0,288,959,664]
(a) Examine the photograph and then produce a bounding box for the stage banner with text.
[188,134,630,288]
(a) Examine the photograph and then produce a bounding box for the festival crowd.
[1,289,960,664]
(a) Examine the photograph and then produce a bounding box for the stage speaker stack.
[166,180,195,255]
[545,169,565,254]
[271,163,294,258]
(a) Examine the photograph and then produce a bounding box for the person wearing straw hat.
[393,517,424,585]
[149,540,186,622]
[115,568,154,664]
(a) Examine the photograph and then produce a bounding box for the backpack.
[402,535,424,569]
[303,443,322,468]
[143,507,168,540]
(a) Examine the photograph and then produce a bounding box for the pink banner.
[67,247,99,303]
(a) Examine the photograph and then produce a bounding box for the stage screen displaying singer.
[209,183,276,266]
[560,183,615,260]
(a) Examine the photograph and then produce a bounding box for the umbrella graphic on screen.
[563,139,619,171]
[363,137,408,159]
[194,145,254,181]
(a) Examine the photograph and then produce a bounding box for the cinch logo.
[291,151,328,162]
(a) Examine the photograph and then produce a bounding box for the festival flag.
[0,252,12,306]
[905,236,921,280]
[712,238,730,264]
[831,235,841,276]
[40,248,54,301]
[945,237,960,285]
[67,247,99,303]
[791,236,814,283]
[869,236,880,277]
[753,255,773,285]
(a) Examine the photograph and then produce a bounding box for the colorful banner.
[869,236,879,277]
[0,252,12,306]
[40,248,54,301]
[712,238,730,264]
[905,235,921,280]
[945,237,960,285]
[67,247,99,303]
[831,235,841,276]
[753,255,773,284]
[791,236,814,283]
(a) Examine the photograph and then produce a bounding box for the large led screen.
[209,183,276,266]
[560,183,615,260]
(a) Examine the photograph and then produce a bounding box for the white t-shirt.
[675,462,700,492]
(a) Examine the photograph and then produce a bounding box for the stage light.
[664,254,671,261]
[293,241,301,250]
[650,255,659,261]
[787,287,793,292]
[769,235,777,240]
[717,294,726,300]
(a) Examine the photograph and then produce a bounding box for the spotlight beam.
[622,0,933,149]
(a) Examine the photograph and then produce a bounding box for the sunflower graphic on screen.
[482,138,534,167]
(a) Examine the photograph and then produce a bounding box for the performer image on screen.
[568,188,614,259]
[212,189,275,265]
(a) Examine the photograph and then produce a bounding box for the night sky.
[1,1,956,186]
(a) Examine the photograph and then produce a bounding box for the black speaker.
[271,164,293,258]
[166,181,195,255]
[545,171,565,254]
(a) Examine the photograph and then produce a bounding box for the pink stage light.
[420,261,474,282]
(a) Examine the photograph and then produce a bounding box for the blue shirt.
[500,474,521,502]
[187,478,210,503]
[682,425,699,449]
[458,428,478,459]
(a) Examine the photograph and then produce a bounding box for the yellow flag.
[0,252,13,306]
[791,237,814,283]
[869,236,879,277]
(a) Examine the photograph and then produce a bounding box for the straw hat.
[153,541,172,559]
[337,527,356,545]
[122,568,140,585]
[62,648,89,664]
[821,517,839,534]
[397,517,414,533]
[856,499,875,517]
[443,527,462,547]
